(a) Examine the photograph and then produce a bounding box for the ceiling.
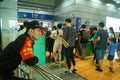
[101,0,120,8]
[18,0,63,12]
[17,0,120,11]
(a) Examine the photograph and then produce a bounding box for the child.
[107,38,116,73]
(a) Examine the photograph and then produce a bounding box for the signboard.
[18,12,53,20]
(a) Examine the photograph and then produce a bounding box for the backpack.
[82,30,88,40]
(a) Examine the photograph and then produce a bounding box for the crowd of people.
[0,18,120,80]
[45,18,120,74]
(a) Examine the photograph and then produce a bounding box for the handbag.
[62,39,69,48]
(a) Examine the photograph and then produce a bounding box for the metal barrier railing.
[33,65,63,80]
[17,65,63,80]
[18,65,31,80]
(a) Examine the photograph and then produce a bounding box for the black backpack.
[82,30,88,40]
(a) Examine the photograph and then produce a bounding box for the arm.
[94,36,100,42]
[20,37,38,66]
[93,30,100,43]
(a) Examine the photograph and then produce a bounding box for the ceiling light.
[113,0,120,3]
[106,3,114,7]
[116,1,120,3]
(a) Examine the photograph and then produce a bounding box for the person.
[0,20,42,80]
[107,38,116,73]
[50,26,57,39]
[116,33,120,61]
[108,27,115,44]
[45,27,54,62]
[17,21,28,36]
[90,26,98,66]
[47,26,57,59]
[108,27,115,39]
[63,18,77,73]
[53,23,63,66]
[78,24,88,60]
[93,22,108,72]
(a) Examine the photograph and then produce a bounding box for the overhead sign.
[18,12,53,20]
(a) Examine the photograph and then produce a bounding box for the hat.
[27,20,42,29]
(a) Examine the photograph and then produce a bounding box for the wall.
[54,0,76,24]
[0,0,17,49]
[75,0,120,25]
[54,0,120,25]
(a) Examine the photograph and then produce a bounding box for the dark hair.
[98,22,104,28]
[111,38,116,43]
[65,18,71,23]
[52,26,57,30]
[57,23,62,29]
[81,24,86,28]
[109,27,115,37]
[92,27,97,31]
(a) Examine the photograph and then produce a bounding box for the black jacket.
[0,32,38,74]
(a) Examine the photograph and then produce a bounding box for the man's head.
[65,18,71,27]
[57,23,62,29]
[80,24,86,31]
[92,26,97,33]
[26,20,42,40]
[98,22,104,29]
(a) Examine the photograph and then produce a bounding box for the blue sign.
[18,12,53,20]
[76,17,81,31]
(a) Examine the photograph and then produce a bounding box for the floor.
[45,51,120,80]
[75,56,120,80]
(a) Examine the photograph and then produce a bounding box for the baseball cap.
[26,20,42,29]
